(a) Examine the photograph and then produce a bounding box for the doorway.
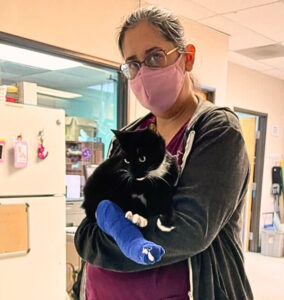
[235,108,267,252]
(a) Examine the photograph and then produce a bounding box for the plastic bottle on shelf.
[5,86,19,103]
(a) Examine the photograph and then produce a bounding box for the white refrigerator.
[0,102,66,300]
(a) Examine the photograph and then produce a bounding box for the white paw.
[142,248,154,262]
[133,214,148,227]
[157,218,175,232]
[140,217,148,227]
[125,211,133,220]
[125,211,148,227]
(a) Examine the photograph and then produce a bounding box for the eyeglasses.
[120,47,179,80]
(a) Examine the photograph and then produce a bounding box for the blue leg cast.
[96,200,165,265]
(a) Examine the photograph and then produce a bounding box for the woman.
[75,6,253,300]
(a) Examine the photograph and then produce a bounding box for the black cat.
[82,128,179,231]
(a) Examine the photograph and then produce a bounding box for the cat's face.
[113,128,166,180]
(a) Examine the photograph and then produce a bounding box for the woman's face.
[121,21,196,117]
[122,21,180,69]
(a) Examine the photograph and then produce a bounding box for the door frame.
[198,84,216,103]
[234,107,267,252]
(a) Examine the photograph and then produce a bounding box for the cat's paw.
[125,211,133,220]
[133,214,148,227]
[125,211,148,227]
[142,247,155,262]
[157,218,175,232]
[140,243,165,264]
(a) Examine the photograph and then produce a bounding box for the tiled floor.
[244,252,284,300]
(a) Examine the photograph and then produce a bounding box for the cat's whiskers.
[148,174,171,187]
[145,154,171,187]
[127,175,133,186]
[120,172,131,180]
[119,170,133,187]
[115,169,128,175]
[146,176,156,187]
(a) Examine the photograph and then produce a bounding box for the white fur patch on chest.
[132,193,147,206]
[148,154,170,179]
[157,218,175,232]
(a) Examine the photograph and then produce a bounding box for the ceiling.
[0,60,118,100]
[146,0,284,81]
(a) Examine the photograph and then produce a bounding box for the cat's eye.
[124,158,130,164]
[139,156,146,163]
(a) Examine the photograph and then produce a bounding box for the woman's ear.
[184,44,196,72]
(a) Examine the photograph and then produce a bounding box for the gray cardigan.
[75,99,253,300]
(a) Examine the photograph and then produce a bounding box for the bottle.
[6,86,19,103]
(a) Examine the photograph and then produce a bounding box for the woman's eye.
[139,156,146,163]
[124,158,130,164]
[128,62,140,72]
[149,52,163,66]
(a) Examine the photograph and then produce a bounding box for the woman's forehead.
[122,22,172,59]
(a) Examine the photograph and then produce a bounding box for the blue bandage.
[96,200,165,265]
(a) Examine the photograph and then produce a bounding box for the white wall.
[226,62,284,223]
[0,0,138,66]
[179,16,229,107]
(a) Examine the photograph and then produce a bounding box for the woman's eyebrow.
[125,47,161,62]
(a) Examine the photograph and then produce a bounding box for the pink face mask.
[130,54,186,116]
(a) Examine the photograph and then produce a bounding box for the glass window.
[0,43,123,154]
[0,39,127,205]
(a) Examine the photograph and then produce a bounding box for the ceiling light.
[37,86,82,99]
[82,65,111,73]
[236,44,284,60]
[0,43,82,70]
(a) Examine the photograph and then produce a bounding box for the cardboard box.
[65,117,97,141]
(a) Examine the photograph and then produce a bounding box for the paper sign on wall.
[14,139,29,168]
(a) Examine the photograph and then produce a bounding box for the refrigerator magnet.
[0,139,6,163]
[14,138,29,168]
[38,130,48,160]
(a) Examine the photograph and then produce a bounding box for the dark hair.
[118,6,187,56]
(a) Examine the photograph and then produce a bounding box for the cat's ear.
[111,129,126,145]
[111,129,122,138]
